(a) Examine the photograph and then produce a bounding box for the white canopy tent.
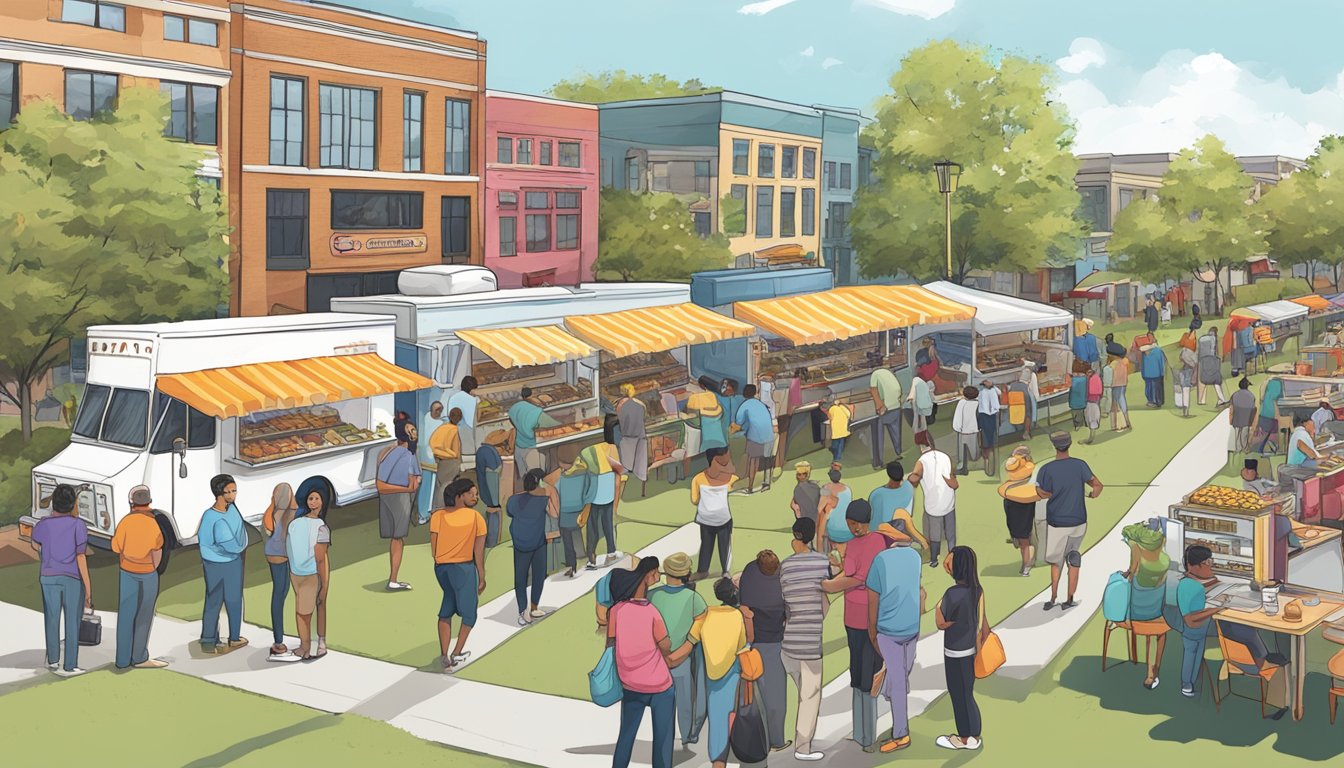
[924,281,1074,335]
[1242,300,1308,326]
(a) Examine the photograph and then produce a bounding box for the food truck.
[21,314,430,558]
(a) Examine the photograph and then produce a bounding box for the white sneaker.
[518,612,532,626]
[794,751,825,761]
[54,667,86,677]
[450,651,471,666]
[386,581,412,591]
[529,608,548,619]
[46,661,58,671]
[962,737,982,750]
[267,652,304,663]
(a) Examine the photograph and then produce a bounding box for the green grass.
[0,668,525,767]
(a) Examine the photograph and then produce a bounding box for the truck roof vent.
[398,265,499,296]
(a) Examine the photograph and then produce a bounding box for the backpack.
[1102,571,1131,623]
[1006,387,1026,426]
[1087,372,1104,401]
[729,680,770,764]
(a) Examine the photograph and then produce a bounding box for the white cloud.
[1057,50,1344,157]
[738,0,801,15]
[822,57,844,70]
[855,0,955,20]
[800,45,815,57]
[1056,37,1106,75]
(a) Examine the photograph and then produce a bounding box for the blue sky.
[345,0,1344,157]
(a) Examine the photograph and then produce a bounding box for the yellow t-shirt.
[828,404,852,439]
[429,506,486,564]
[689,605,748,680]
[686,391,722,418]
[110,512,164,574]
[689,472,739,505]
[430,423,461,460]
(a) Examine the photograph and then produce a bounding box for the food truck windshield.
[72,384,152,449]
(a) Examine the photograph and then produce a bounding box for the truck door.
[146,393,219,543]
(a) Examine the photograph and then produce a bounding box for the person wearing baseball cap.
[648,552,708,749]
[110,485,168,669]
[1034,432,1103,611]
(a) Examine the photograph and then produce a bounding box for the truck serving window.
[101,388,151,448]
[73,384,111,439]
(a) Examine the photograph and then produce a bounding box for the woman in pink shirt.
[608,556,693,768]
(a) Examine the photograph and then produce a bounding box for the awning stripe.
[734,286,975,346]
[456,325,595,368]
[565,303,756,357]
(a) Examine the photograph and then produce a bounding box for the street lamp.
[933,160,962,281]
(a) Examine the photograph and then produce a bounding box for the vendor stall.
[1235,299,1307,368]
[1290,294,1344,346]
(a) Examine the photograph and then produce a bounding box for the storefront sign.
[329,233,428,257]
[89,338,154,358]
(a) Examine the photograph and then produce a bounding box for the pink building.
[484,91,599,287]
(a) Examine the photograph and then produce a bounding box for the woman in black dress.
[998,447,1038,577]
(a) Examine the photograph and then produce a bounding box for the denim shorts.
[434,561,479,626]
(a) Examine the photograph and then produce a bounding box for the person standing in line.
[447,376,481,458]
[1035,431,1103,610]
[908,371,936,449]
[1019,360,1042,440]
[824,396,854,464]
[977,379,1003,475]
[615,384,650,496]
[998,448,1040,577]
[1174,333,1198,417]
[818,465,854,557]
[552,447,594,578]
[738,549,791,754]
[1141,341,1167,408]
[868,462,930,550]
[779,517,830,762]
[1144,297,1159,335]
[934,546,986,751]
[430,408,464,508]
[688,577,752,768]
[647,552,708,750]
[575,437,624,570]
[198,474,249,655]
[418,401,446,525]
[1073,318,1100,367]
[378,425,422,592]
[1229,378,1257,454]
[507,468,557,625]
[790,461,822,531]
[258,480,297,654]
[951,386,980,476]
[681,379,724,479]
[282,478,332,661]
[32,484,92,676]
[758,374,783,482]
[431,478,488,672]
[1083,364,1103,445]
[820,499,885,753]
[691,446,738,579]
[715,378,744,450]
[477,429,511,547]
[1105,341,1133,432]
[869,366,904,468]
[1197,326,1228,406]
[112,485,169,670]
[866,515,926,753]
[734,384,775,493]
[1253,376,1284,453]
[1068,360,1089,430]
[908,431,959,567]
[394,410,415,457]
[509,387,561,477]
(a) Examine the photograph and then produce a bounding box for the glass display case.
[599,349,691,430]
[1169,488,1295,581]
[472,350,595,427]
[236,403,386,465]
[975,330,1072,381]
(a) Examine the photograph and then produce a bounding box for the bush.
[0,427,72,526]
[1230,277,1306,310]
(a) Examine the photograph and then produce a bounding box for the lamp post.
[933,160,962,281]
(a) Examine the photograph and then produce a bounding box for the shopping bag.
[974,594,1005,679]
[588,645,621,707]
[729,680,770,764]
[78,609,102,647]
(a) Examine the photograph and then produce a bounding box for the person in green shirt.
[648,552,708,749]
[869,368,904,468]
[508,387,561,478]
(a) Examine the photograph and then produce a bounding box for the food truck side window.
[149,394,217,453]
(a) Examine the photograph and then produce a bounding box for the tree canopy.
[852,40,1085,283]
[0,88,228,439]
[595,189,732,281]
[1262,136,1344,291]
[548,71,718,103]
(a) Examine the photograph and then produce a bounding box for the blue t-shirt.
[285,515,331,577]
[734,398,774,444]
[377,444,422,487]
[825,488,854,544]
[197,503,248,564]
[869,483,915,527]
[866,546,923,638]
[1036,457,1093,528]
[1176,577,1206,633]
[1260,379,1283,419]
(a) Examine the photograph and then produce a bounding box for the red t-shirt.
[610,600,673,694]
[843,532,888,629]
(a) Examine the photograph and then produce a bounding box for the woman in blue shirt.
[507,469,557,626]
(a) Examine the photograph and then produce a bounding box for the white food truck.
[21,313,429,564]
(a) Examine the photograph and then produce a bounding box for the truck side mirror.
[173,437,188,478]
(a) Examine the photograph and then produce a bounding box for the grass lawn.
[0,668,526,767]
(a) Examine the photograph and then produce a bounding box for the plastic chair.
[1101,579,1168,673]
[1329,649,1344,725]
[1214,623,1285,718]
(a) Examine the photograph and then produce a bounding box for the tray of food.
[536,416,604,440]
[1188,485,1271,511]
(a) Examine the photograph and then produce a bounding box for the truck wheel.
[155,514,179,575]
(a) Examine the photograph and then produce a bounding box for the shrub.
[0,427,72,526]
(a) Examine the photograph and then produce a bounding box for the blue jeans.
[268,561,290,646]
[1144,377,1164,406]
[116,569,159,668]
[613,685,675,768]
[201,557,243,646]
[831,436,847,462]
[1180,623,1210,691]
[706,661,741,764]
[872,408,904,466]
[513,546,546,613]
[417,469,437,524]
[669,646,707,743]
[39,575,83,671]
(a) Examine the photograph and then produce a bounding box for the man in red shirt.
[821,499,886,753]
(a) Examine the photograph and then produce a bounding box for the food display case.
[599,350,692,431]
[471,347,596,429]
[975,330,1072,379]
[236,403,388,465]
[913,330,972,402]
[754,331,906,412]
[1168,486,1295,580]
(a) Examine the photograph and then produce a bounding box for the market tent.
[1328,293,1344,309]
[733,289,902,345]
[565,302,756,357]
[1290,294,1335,314]
[157,353,432,419]
[1237,300,1308,325]
[923,280,1073,335]
[456,325,595,368]
[833,284,975,325]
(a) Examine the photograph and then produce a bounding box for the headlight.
[96,492,110,529]
[34,480,54,513]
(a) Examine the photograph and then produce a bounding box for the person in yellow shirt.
[689,577,753,768]
[430,477,487,673]
[110,485,167,670]
[825,397,854,464]
[430,408,464,511]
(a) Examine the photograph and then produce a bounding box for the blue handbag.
[1102,571,1131,623]
[589,645,621,707]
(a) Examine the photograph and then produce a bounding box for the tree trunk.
[19,379,33,441]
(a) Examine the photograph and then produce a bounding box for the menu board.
[237,405,385,465]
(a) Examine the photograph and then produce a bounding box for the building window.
[827,202,852,240]
[839,162,852,190]
[525,191,549,209]
[695,161,711,195]
[782,146,797,179]
[802,148,816,179]
[651,162,670,192]
[498,191,518,209]
[801,188,815,236]
[497,136,513,164]
[556,214,579,251]
[62,1,125,32]
[64,70,117,121]
[330,191,423,230]
[161,82,217,145]
[558,141,581,168]
[758,144,775,178]
[1079,186,1109,232]
[725,184,748,236]
[625,157,640,191]
[499,216,517,257]
[732,139,750,175]
[540,141,552,166]
[755,187,773,238]
[694,211,711,239]
[858,151,873,187]
[445,98,471,175]
[269,76,304,166]
[403,91,423,172]
[517,138,532,165]
[1118,187,1148,211]
[1,62,18,125]
[319,84,376,170]
[555,191,580,209]
[824,161,837,190]
[441,196,470,262]
[266,189,309,270]
[526,214,550,252]
[780,187,796,238]
[164,15,217,46]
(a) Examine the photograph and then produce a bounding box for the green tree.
[720,192,746,237]
[596,189,732,281]
[1262,136,1344,291]
[1111,135,1266,314]
[0,88,228,440]
[549,71,718,103]
[852,40,1085,283]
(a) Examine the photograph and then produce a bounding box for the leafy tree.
[852,40,1085,283]
[1110,135,1266,314]
[1262,136,1344,291]
[549,71,718,103]
[0,88,228,440]
[720,192,746,237]
[596,189,732,281]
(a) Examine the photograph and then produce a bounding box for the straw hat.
[662,552,693,578]
[998,454,1040,503]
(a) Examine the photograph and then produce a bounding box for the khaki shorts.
[1045,523,1087,566]
[291,573,322,615]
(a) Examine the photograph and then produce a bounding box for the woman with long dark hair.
[507,468,556,626]
[262,482,298,660]
[288,476,333,660]
[934,546,985,751]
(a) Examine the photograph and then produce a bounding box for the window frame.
[329,190,424,231]
[187,17,218,46]
[499,215,518,257]
[732,138,750,176]
[441,196,471,262]
[779,186,797,238]
[757,143,775,179]
[558,140,581,168]
[839,162,852,190]
[265,188,310,271]
[540,140,553,166]
[269,75,306,166]
[725,183,748,237]
[0,61,18,125]
[525,213,551,253]
[625,156,640,191]
[62,0,125,32]
[160,81,218,145]
[781,145,797,179]
[445,98,472,175]
[64,70,118,121]
[801,188,816,236]
[517,138,533,165]
[694,160,711,195]
[555,213,580,251]
[402,90,424,172]
[802,148,817,179]
[496,136,513,164]
[318,83,378,171]
[755,186,774,238]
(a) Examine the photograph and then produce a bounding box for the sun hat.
[998,455,1039,503]
[662,552,692,578]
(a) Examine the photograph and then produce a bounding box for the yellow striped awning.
[834,285,976,325]
[457,325,595,368]
[565,303,756,357]
[157,353,432,419]
[733,289,902,346]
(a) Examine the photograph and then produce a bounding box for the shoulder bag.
[973,592,1005,679]
[589,605,622,707]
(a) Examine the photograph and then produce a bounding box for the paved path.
[0,417,1235,767]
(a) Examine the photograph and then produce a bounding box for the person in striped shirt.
[778,517,832,761]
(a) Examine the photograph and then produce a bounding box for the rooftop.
[280,0,481,39]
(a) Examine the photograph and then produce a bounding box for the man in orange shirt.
[110,485,168,670]
[430,477,488,673]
